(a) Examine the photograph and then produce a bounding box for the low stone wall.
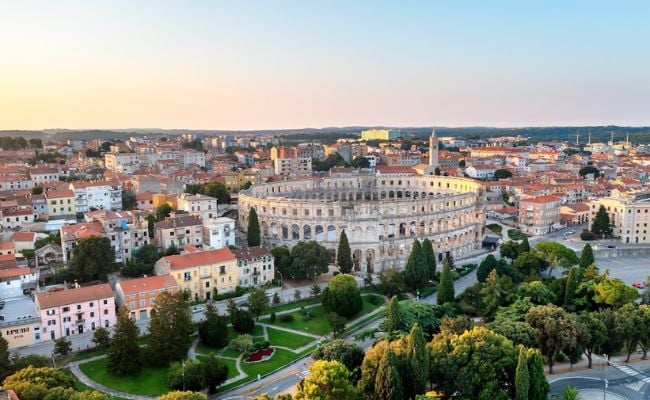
[593,245,650,258]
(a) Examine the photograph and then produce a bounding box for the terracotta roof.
[162,248,236,270]
[0,241,15,250]
[0,254,18,269]
[565,203,590,213]
[60,223,103,241]
[11,231,35,243]
[70,180,119,189]
[117,274,179,296]
[47,189,74,199]
[0,267,31,280]
[154,214,202,230]
[521,195,561,204]
[233,246,271,261]
[136,192,154,201]
[36,284,114,309]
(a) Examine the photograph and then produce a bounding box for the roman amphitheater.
[238,172,486,273]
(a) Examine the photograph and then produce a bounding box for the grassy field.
[487,223,503,234]
[267,327,316,349]
[195,356,239,379]
[263,297,321,314]
[79,358,170,396]
[507,229,527,240]
[240,348,298,377]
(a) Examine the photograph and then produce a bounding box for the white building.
[466,165,496,180]
[274,157,312,176]
[202,217,236,249]
[104,151,206,173]
[233,246,275,287]
[0,267,38,299]
[177,193,218,221]
[69,181,122,214]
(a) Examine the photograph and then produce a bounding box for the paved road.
[550,358,650,400]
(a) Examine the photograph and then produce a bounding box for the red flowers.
[245,347,275,363]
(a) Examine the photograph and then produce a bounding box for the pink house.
[35,284,116,341]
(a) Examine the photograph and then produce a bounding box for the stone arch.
[261,221,269,237]
[315,225,324,241]
[388,223,396,238]
[303,224,312,240]
[352,226,363,242]
[327,225,336,241]
[270,222,278,238]
[399,222,407,238]
[366,249,375,273]
[365,226,376,241]
[291,224,300,240]
[281,224,288,239]
[409,221,417,237]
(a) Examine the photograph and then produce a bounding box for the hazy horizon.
[1,1,649,130]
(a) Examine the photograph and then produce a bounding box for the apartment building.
[154,214,204,250]
[154,247,237,301]
[105,151,206,173]
[233,246,274,287]
[0,296,42,349]
[587,193,650,244]
[35,284,116,340]
[46,189,76,218]
[177,193,218,221]
[60,222,104,263]
[69,181,122,214]
[202,217,236,249]
[29,168,60,184]
[0,267,38,299]
[518,195,561,235]
[115,274,179,321]
[274,157,312,176]
[84,210,151,264]
[466,165,497,180]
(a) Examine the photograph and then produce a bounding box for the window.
[140,299,146,307]
[77,304,82,310]
[104,309,108,315]
[90,312,95,318]
[62,307,70,313]
[130,301,136,308]
[220,265,226,274]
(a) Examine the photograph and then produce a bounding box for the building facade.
[115,274,180,321]
[202,217,236,249]
[518,195,562,235]
[587,193,650,244]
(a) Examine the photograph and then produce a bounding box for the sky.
[0,0,649,130]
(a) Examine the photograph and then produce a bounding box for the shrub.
[368,294,380,305]
[270,312,276,323]
[230,334,253,352]
[253,342,262,351]
[262,340,270,348]
[322,274,363,318]
[581,230,597,241]
[279,314,294,322]
[231,310,255,334]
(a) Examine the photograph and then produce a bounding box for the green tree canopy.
[198,303,228,348]
[525,305,579,373]
[247,207,261,247]
[579,244,595,268]
[579,165,600,178]
[591,205,612,237]
[515,346,529,400]
[494,169,513,180]
[336,230,353,274]
[533,242,578,277]
[404,240,428,289]
[148,291,193,365]
[288,241,330,279]
[477,254,499,282]
[69,236,115,282]
[374,348,403,400]
[526,349,549,400]
[295,360,357,400]
[421,238,436,280]
[517,281,555,305]
[108,307,141,375]
[248,288,269,320]
[322,274,363,318]
[312,340,365,383]
[436,262,455,305]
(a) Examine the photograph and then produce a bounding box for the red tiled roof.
[117,274,179,296]
[233,246,271,261]
[11,231,35,242]
[47,189,75,199]
[162,248,236,270]
[521,195,561,204]
[36,284,114,309]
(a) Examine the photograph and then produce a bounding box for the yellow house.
[152,193,178,210]
[46,189,76,217]
[154,247,237,301]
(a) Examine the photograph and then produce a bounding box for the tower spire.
[429,129,438,168]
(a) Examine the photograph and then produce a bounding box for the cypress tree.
[563,267,579,311]
[406,323,429,398]
[527,348,549,400]
[477,254,498,282]
[108,307,141,375]
[404,240,425,289]
[515,346,529,400]
[519,236,531,253]
[421,238,436,280]
[437,261,455,305]
[0,332,9,376]
[337,230,353,274]
[247,207,261,247]
[591,205,612,237]
[579,243,595,269]
[385,296,400,332]
[374,348,403,400]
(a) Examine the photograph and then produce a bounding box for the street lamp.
[602,354,608,400]
[276,271,283,289]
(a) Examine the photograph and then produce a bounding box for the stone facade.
[238,174,486,273]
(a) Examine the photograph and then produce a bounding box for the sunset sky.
[1,0,649,130]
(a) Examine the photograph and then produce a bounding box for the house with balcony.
[69,180,122,215]
[177,193,218,221]
[153,214,203,251]
[115,274,179,321]
[518,195,561,235]
[154,247,237,301]
[35,283,116,341]
[202,217,236,249]
[233,246,274,288]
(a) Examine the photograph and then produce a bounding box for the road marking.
[625,380,644,391]
[548,376,603,383]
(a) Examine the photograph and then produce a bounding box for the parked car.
[607,244,616,248]
[633,282,645,289]
[191,305,205,314]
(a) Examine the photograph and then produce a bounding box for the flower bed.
[244,347,275,363]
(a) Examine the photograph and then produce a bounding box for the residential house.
[233,246,274,287]
[177,193,218,221]
[518,195,562,235]
[115,274,179,321]
[69,180,122,214]
[154,214,203,251]
[202,217,236,249]
[46,189,76,218]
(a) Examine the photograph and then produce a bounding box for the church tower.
[429,129,439,167]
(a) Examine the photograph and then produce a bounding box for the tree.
[421,238,436,281]
[69,236,115,282]
[201,354,229,393]
[108,307,141,375]
[577,311,607,368]
[459,159,466,168]
[293,289,302,302]
[322,274,363,318]
[591,205,611,237]
[287,241,329,279]
[271,246,292,277]
[3,367,75,400]
[312,339,365,381]
[295,360,356,400]
[500,241,520,263]
[534,242,578,277]
[488,318,537,348]
[579,244,595,269]
[494,168,513,180]
[519,237,531,253]
[272,292,281,306]
[406,323,429,398]
[0,332,10,378]
[384,296,400,333]
[91,327,111,349]
[515,346,529,400]
[436,262,455,305]
[122,190,137,210]
[247,207,261,247]
[229,334,253,352]
[618,303,644,362]
[404,240,428,289]
[434,166,441,175]
[156,203,173,221]
[374,348,403,400]
[148,291,193,365]
[336,230,353,274]
[146,214,156,238]
[579,165,600,178]
[481,269,515,319]
[199,303,228,348]
[231,308,255,334]
[158,391,207,400]
[350,156,370,169]
[593,276,638,307]
[248,288,268,320]
[526,349,549,400]
[429,326,517,400]
[377,269,405,298]
[310,284,322,297]
[525,305,578,373]
[517,281,555,305]
[168,360,204,391]
[325,312,346,336]
[364,273,373,287]
[53,337,72,358]
[31,185,43,195]
[563,268,580,310]
[477,254,499,282]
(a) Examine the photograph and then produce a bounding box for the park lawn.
[240,348,298,378]
[79,358,170,396]
[487,223,503,234]
[263,297,321,314]
[195,356,239,380]
[360,294,385,315]
[70,347,109,362]
[267,327,316,350]
[220,348,243,358]
[196,341,222,355]
[507,229,527,240]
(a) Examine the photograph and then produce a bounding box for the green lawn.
[62,368,129,400]
[507,229,527,240]
[240,348,298,377]
[78,358,170,396]
[220,348,243,358]
[263,297,321,314]
[196,341,222,355]
[267,327,316,349]
[195,356,239,379]
[487,223,503,234]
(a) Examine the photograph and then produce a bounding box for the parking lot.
[595,255,650,287]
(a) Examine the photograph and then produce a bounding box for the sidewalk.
[68,356,156,400]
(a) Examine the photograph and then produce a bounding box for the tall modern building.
[429,129,439,167]
[360,129,400,141]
